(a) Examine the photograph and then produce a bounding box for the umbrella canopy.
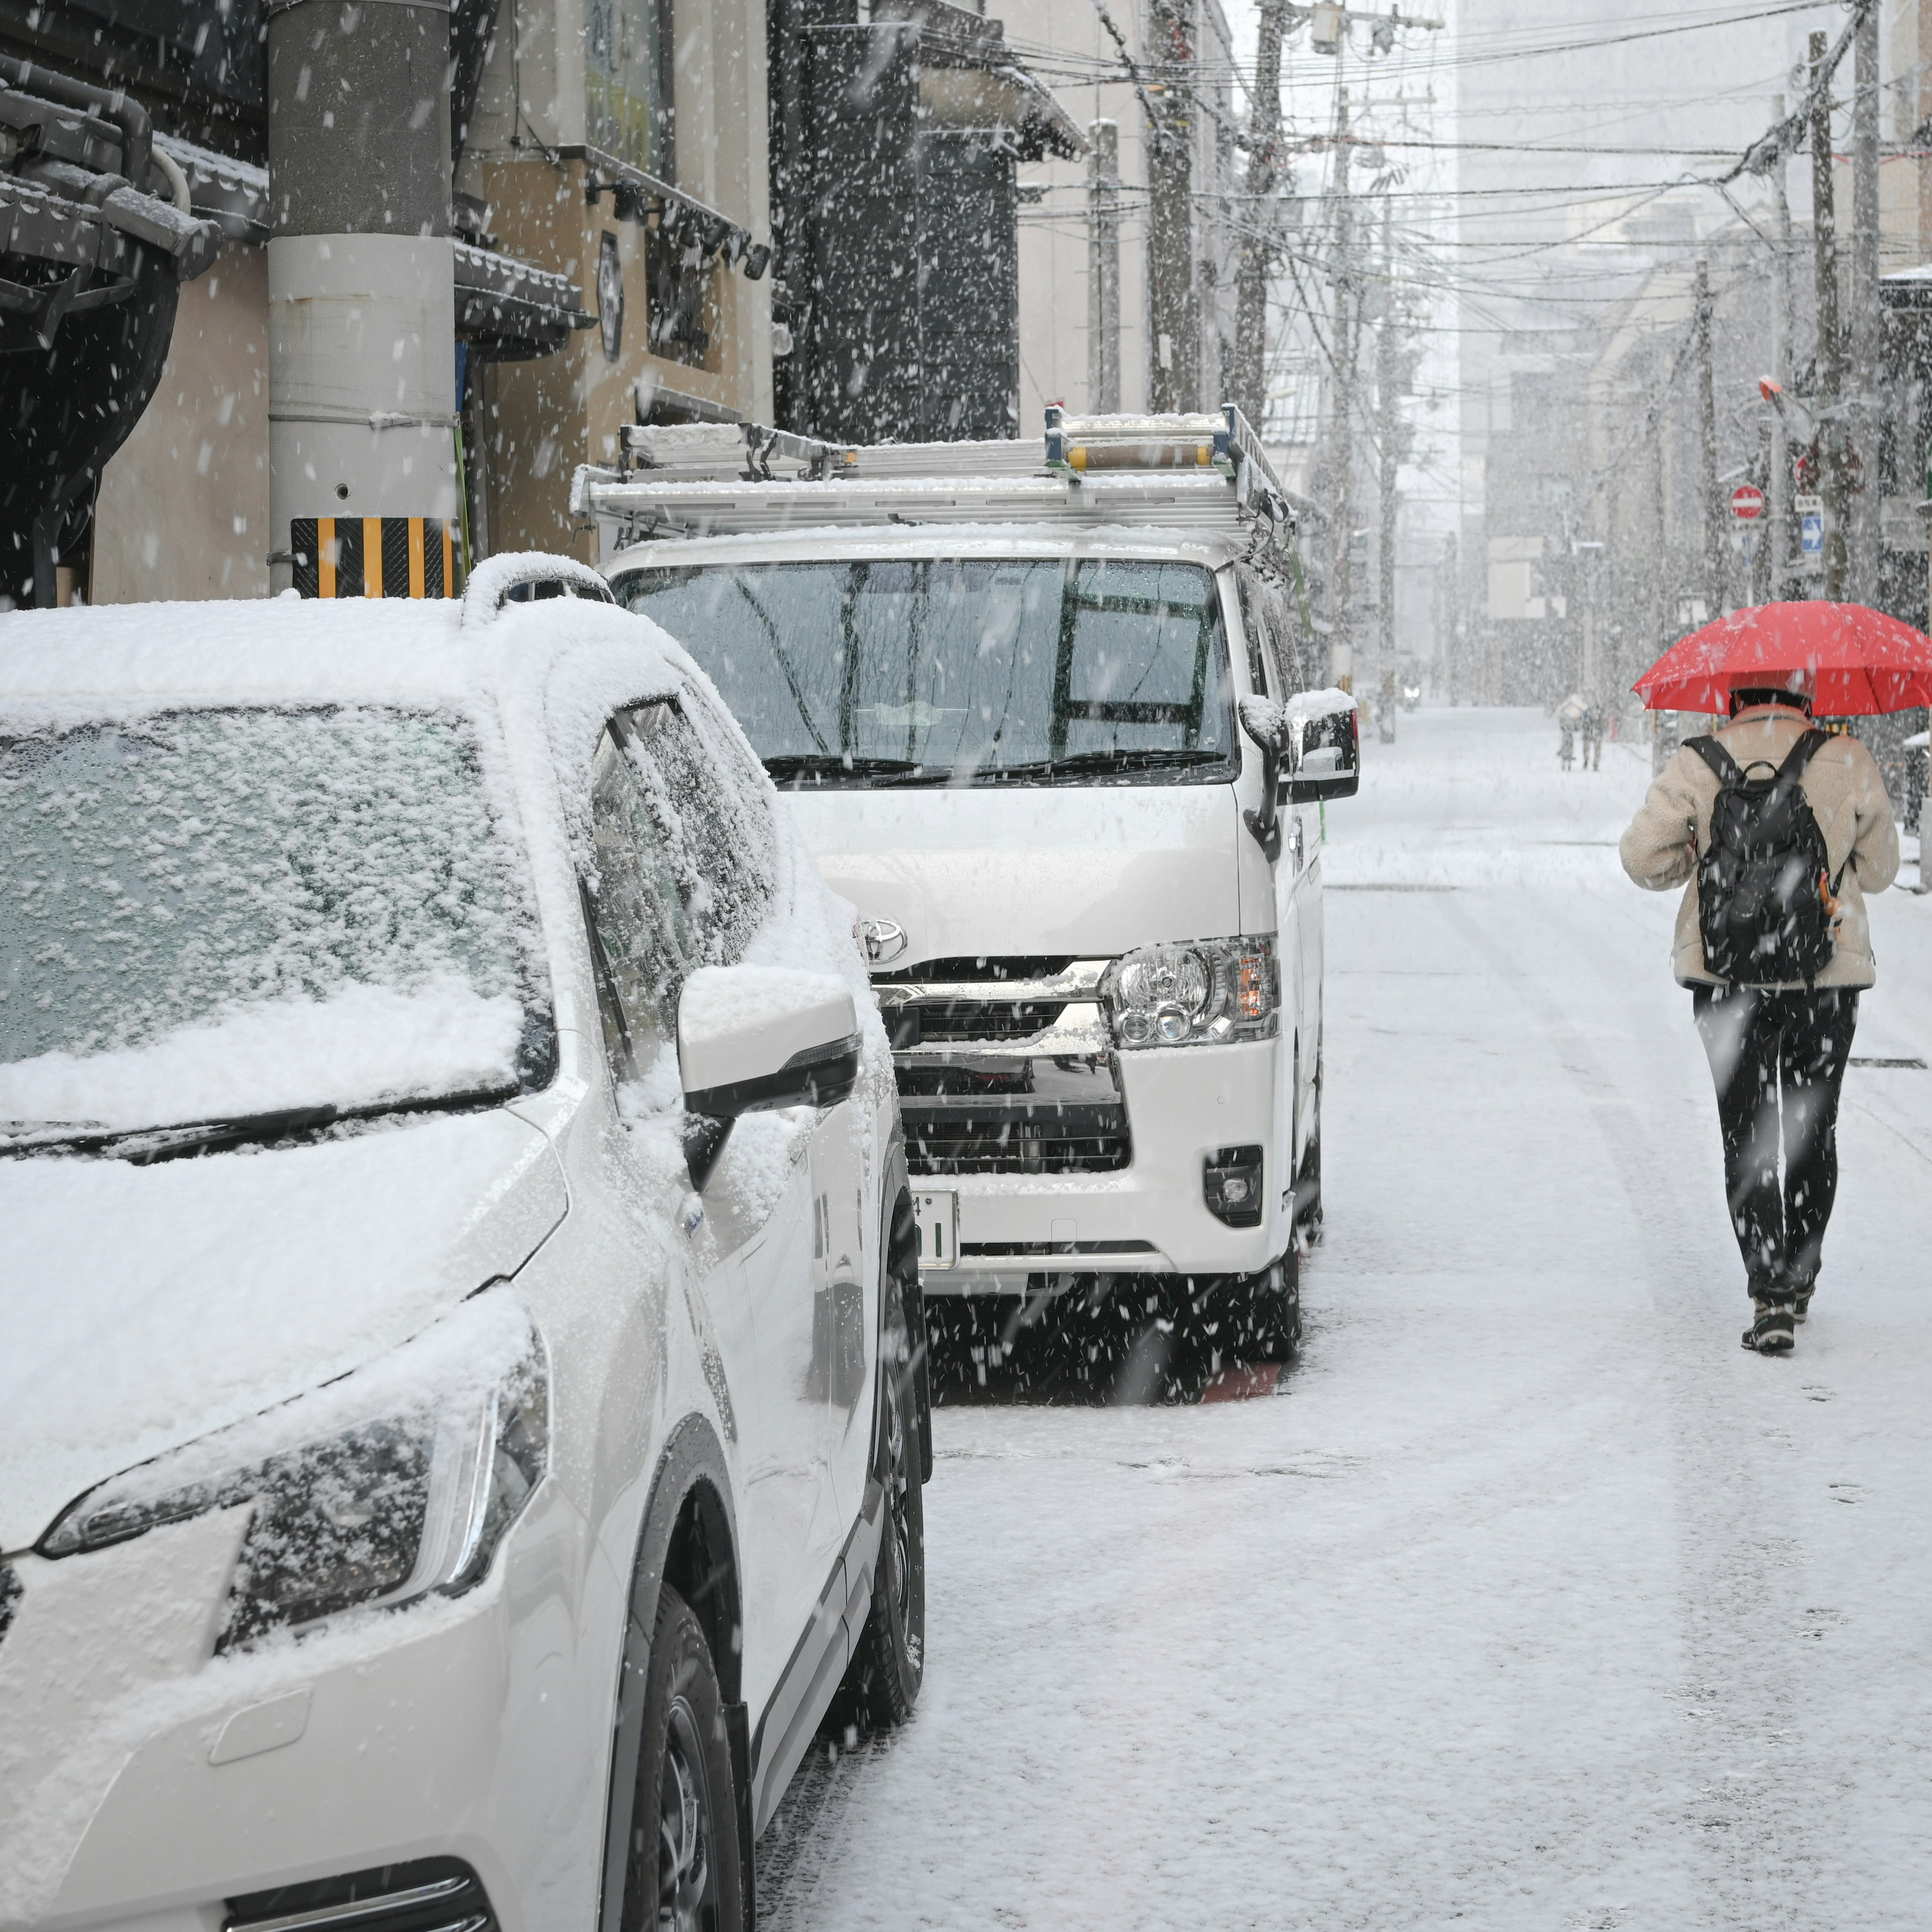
[1633,601,1932,715]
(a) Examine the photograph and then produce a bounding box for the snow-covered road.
[761,707,1932,1931]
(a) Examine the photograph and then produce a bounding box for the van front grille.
[890,1001,1069,1046]
[875,954,1077,985]
[902,1100,1131,1175]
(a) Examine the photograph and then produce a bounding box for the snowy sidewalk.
[763,707,1932,1931]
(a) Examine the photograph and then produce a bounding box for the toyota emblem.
[861,918,908,965]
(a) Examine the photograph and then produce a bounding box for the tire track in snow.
[1442,888,1840,1930]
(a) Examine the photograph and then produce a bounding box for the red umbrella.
[1633,601,1932,715]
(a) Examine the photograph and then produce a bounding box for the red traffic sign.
[1730,484,1766,521]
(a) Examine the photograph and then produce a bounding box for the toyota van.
[583,410,1359,1360]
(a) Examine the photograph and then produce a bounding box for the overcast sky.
[1215,1,1855,540]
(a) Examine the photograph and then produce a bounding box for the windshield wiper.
[1,1082,522,1164]
[971,747,1230,783]
[764,748,1227,787]
[764,753,927,783]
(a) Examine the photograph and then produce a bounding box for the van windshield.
[614,557,1236,786]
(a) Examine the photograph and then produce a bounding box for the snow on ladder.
[570,405,1306,550]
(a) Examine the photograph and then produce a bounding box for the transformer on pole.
[266,0,460,597]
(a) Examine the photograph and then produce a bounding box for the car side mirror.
[677,965,861,1188]
[1284,694,1361,803]
[1237,696,1290,863]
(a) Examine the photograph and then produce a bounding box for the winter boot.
[1792,1283,1815,1324]
[1742,1298,1796,1355]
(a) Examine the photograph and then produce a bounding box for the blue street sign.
[1793,495,1823,564]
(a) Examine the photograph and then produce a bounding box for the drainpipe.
[266,0,459,597]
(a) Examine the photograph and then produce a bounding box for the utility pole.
[1569,535,1608,706]
[1849,2,1881,602]
[1811,29,1850,600]
[1328,91,1359,693]
[1087,120,1122,412]
[1374,198,1402,738]
[1147,0,1199,412]
[1770,93,1793,602]
[1694,256,1724,614]
[266,0,459,595]
[1232,0,1288,428]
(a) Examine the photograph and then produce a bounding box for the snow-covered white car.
[0,556,925,1932]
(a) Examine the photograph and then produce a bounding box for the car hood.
[777,783,1242,961]
[0,1107,568,1553]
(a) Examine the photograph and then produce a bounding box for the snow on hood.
[0,1105,567,1553]
[776,783,1242,962]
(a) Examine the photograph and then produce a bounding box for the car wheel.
[832,1274,925,1729]
[625,1585,746,1932]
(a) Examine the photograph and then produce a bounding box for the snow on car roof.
[0,587,688,736]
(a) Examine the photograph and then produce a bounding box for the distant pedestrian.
[1558,693,1585,772]
[1580,702,1604,770]
[1620,674,1897,1354]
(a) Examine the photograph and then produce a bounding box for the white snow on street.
[762,707,1932,1930]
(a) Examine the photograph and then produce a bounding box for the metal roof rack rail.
[572,404,1305,545]
[605,422,859,482]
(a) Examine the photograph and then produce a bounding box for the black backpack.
[1685,728,1838,985]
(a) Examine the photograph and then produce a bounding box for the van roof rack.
[572,406,1304,548]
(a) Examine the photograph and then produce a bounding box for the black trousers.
[1691,985,1859,1298]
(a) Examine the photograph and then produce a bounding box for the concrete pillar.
[267,0,459,595]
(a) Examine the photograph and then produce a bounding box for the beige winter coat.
[1619,704,1899,988]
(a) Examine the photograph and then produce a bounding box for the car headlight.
[39,1289,547,1652]
[1101,935,1279,1048]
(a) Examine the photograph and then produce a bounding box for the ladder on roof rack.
[570,406,1306,549]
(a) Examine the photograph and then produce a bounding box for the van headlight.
[1101,935,1279,1048]
[39,1290,547,1651]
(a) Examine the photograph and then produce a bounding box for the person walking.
[1558,692,1585,771]
[1580,701,1604,771]
[1620,672,1897,1354]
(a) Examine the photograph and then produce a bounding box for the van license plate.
[914,1190,957,1270]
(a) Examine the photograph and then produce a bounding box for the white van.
[581,411,1359,1358]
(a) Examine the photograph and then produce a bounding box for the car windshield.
[0,705,549,1143]
[613,556,1236,786]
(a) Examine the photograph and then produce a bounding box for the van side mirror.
[1237,696,1290,862]
[677,966,861,1188]
[1284,695,1360,803]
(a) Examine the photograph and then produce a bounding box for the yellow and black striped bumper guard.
[291,517,459,599]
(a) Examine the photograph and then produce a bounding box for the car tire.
[1219,1246,1301,1361]
[1294,1052,1324,1247]
[624,1585,747,1932]
[831,1273,925,1730]
[886,1185,933,1482]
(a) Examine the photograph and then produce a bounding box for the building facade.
[1007,0,1242,431]
[461,0,778,556]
